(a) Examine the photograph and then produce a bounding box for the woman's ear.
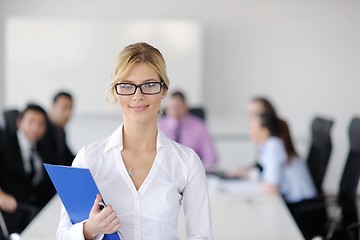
[162,90,168,100]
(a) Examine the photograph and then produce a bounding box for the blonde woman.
[57,42,213,240]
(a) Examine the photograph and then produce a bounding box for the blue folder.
[44,164,120,240]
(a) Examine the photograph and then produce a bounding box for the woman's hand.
[83,194,121,240]
[227,167,251,178]
[0,191,17,212]
[260,183,279,194]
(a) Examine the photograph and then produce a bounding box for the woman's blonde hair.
[107,42,170,102]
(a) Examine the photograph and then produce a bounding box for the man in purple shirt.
[158,91,218,172]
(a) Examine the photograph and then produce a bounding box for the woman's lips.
[130,105,149,112]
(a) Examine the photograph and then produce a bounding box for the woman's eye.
[144,83,156,88]
[120,84,133,89]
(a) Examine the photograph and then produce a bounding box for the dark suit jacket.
[0,127,5,148]
[41,120,75,166]
[0,133,56,208]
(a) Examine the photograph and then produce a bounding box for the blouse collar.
[103,123,171,153]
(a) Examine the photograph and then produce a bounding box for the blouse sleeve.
[56,147,104,240]
[182,150,214,239]
[260,140,286,186]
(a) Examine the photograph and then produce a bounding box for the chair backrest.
[189,107,206,121]
[338,117,360,205]
[161,107,206,121]
[306,117,334,194]
[3,109,20,136]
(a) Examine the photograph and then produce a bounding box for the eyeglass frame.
[114,81,165,96]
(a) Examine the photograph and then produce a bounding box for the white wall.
[4,19,203,113]
[1,0,360,195]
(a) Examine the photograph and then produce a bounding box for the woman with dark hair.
[229,97,316,202]
[250,113,317,202]
[229,97,320,239]
[247,96,298,163]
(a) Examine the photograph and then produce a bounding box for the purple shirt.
[158,114,218,171]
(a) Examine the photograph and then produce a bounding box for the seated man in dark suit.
[42,91,75,166]
[0,103,56,234]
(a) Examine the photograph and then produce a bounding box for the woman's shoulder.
[82,125,122,155]
[83,137,111,153]
[264,136,285,149]
[72,135,115,169]
[261,137,287,161]
[73,137,110,162]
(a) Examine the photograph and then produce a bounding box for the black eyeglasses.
[114,81,164,96]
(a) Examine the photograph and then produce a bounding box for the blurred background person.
[229,96,322,239]
[230,96,299,177]
[230,98,317,201]
[158,91,218,172]
[0,103,56,236]
[43,91,75,166]
[248,113,317,202]
[247,96,298,161]
[253,113,320,239]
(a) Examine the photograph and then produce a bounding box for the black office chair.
[294,117,360,240]
[0,127,5,147]
[307,117,334,194]
[324,117,360,240]
[189,107,206,121]
[293,116,333,239]
[0,203,39,240]
[161,107,206,121]
[346,222,360,240]
[2,109,20,137]
[0,212,9,240]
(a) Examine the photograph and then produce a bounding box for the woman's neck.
[122,122,157,152]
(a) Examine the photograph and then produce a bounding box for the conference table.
[21,176,304,240]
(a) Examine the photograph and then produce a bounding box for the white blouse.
[56,125,213,240]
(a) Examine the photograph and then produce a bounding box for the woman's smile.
[129,104,149,112]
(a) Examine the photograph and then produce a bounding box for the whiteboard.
[5,18,203,114]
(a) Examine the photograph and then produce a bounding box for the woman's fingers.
[85,195,121,236]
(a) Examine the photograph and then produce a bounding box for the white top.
[259,137,317,203]
[56,125,213,240]
[17,130,34,174]
[17,130,44,185]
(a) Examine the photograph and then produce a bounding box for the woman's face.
[249,115,268,144]
[247,100,265,142]
[115,62,167,125]
[246,100,265,120]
